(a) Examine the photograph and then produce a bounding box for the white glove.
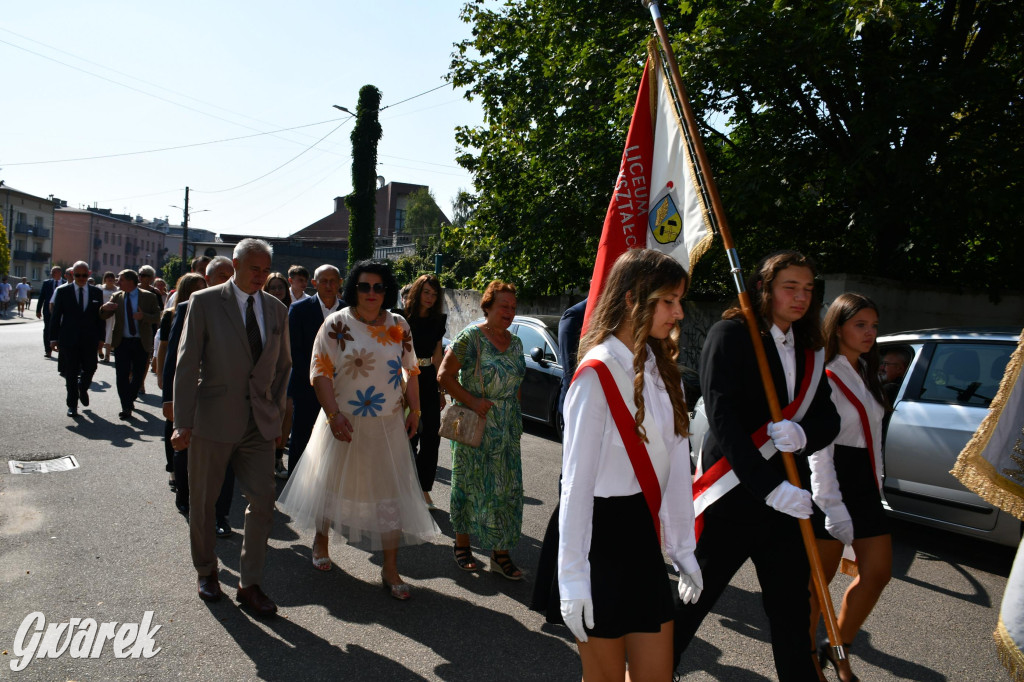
[561,598,594,642]
[678,568,703,604]
[765,481,813,519]
[767,419,807,453]
[825,505,855,545]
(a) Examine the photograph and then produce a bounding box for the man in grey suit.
[171,238,291,616]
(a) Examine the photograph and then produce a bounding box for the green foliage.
[0,213,10,277]
[161,255,184,286]
[346,85,384,268]
[403,188,447,239]
[450,0,1024,297]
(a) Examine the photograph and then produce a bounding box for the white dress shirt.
[230,280,265,344]
[316,294,340,319]
[808,355,886,521]
[770,324,797,401]
[558,335,697,601]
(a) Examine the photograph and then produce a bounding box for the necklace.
[354,308,384,326]
[482,323,510,339]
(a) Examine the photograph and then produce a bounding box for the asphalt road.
[0,314,1016,681]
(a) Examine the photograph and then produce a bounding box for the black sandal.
[489,551,522,581]
[454,544,479,572]
[818,643,860,682]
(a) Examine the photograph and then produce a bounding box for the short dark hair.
[342,260,399,309]
[191,255,212,273]
[288,264,310,279]
[118,269,140,285]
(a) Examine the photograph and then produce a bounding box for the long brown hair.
[579,249,690,439]
[263,272,292,306]
[403,274,444,320]
[723,249,824,350]
[174,273,207,305]
[823,292,887,409]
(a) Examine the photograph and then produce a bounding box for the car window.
[914,342,1011,407]
[515,324,556,362]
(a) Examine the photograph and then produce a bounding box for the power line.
[1,118,345,166]
[379,83,450,111]
[194,118,354,194]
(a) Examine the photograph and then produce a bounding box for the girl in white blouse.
[807,293,891,682]
[558,248,701,681]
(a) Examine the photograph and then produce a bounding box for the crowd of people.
[32,242,902,680]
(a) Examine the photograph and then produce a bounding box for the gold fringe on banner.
[951,333,1024,521]
[996,616,1024,682]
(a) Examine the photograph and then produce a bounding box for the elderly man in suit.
[282,263,343,478]
[100,269,161,420]
[36,266,64,357]
[50,261,106,416]
[171,238,291,616]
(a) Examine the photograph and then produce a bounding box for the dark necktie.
[126,293,137,335]
[78,286,84,311]
[246,296,263,362]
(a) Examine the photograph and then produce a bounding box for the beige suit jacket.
[100,288,161,353]
[172,282,291,443]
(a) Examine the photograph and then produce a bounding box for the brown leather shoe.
[236,585,277,617]
[197,574,222,602]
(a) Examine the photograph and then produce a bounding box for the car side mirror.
[530,346,547,366]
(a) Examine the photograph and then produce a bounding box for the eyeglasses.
[73,273,89,279]
[356,282,386,294]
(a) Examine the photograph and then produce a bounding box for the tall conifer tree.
[346,85,383,268]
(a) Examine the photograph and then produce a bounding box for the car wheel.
[554,409,564,442]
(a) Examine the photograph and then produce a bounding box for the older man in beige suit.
[171,238,291,616]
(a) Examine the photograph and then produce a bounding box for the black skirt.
[812,444,890,540]
[546,492,674,638]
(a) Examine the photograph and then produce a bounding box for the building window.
[394,209,406,233]
[34,216,43,229]
[117,254,121,266]
[14,265,25,277]
[32,268,41,281]
[15,239,25,251]
[17,212,26,224]
[118,235,122,246]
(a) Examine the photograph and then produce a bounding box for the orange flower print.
[329,320,354,351]
[311,352,335,379]
[369,324,391,344]
[341,348,376,379]
[400,327,413,354]
[388,324,405,345]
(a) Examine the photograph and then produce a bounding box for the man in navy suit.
[282,264,343,477]
[50,261,106,416]
[36,266,64,357]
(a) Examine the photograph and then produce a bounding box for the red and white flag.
[583,44,714,331]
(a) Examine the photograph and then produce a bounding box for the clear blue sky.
[1,1,483,238]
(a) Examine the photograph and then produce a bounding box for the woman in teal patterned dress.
[438,281,527,580]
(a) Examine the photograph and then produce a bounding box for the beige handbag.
[439,332,486,447]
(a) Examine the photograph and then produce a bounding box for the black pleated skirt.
[546,492,674,639]
[812,444,890,540]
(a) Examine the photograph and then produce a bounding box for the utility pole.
[181,186,190,263]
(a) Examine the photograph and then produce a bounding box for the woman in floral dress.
[277,260,439,600]
[438,281,527,579]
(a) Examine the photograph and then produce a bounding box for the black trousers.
[42,309,53,352]
[412,367,442,492]
[674,486,817,681]
[113,337,148,412]
[60,342,98,409]
[289,393,319,471]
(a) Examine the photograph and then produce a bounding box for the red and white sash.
[572,344,670,538]
[692,348,824,539]
[826,368,881,488]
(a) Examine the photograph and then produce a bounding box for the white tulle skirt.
[277,407,440,550]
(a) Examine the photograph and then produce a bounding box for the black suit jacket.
[50,284,105,351]
[699,318,840,505]
[161,301,189,405]
[287,295,343,402]
[36,279,61,316]
[557,298,588,417]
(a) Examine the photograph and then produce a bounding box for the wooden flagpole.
[641,0,846,661]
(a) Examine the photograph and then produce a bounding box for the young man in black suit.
[283,264,343,477]
[50,261,106,416]
[674,250,841,681]
[36,266,64,357]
